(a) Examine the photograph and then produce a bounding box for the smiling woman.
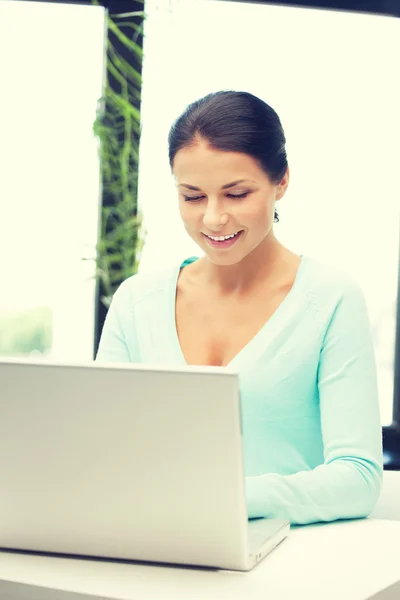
[96,90,383,526]
[168,92,290,270]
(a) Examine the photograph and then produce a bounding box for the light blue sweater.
[96,255,383,525]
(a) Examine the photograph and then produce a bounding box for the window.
[0,0,106,362]
[139,0,400,425]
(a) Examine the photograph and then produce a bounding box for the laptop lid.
[0,359,248,570]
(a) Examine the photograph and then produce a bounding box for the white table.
[0,518,399,600]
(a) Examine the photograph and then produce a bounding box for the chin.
[205,251,246,267]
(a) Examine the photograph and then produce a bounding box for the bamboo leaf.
[108,17,143,58]
[89,1,145,300]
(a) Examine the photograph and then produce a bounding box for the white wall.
[0,0,105,361]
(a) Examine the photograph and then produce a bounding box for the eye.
[183,195,204,202]
[227,192,249,200]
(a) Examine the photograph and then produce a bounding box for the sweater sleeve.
[95,279,139,363]
[245,279,383,525]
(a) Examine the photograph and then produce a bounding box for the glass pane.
[0,1,106,362]
[139,0,400,425]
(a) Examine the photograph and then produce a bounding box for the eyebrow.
[178,179,255,191]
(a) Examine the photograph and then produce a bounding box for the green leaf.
[89,2,145,302]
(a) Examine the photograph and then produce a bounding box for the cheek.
[179,202,200,228]
[240,201,270,226]
[178,199,189,219]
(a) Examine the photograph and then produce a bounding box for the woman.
[96,90,383,525]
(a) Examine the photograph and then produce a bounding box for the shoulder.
[112,263,180,309]
[303,255,366,301]
[302,255,370,329]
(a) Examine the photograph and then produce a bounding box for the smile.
[202,230,244,249]
[204,231,241,242]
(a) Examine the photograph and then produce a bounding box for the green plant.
[87,1,145,308]
[0,307,52,356]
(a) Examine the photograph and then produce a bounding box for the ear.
[275,167,290,201]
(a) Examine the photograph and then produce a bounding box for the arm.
[246,279,383,525]
[95,279,138,363]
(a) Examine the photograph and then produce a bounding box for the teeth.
[208,231,239,241]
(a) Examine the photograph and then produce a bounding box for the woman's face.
[173,140,289,266]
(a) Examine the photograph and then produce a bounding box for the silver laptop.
[0,358,289,571]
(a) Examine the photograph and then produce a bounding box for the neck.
[200,234,287,296]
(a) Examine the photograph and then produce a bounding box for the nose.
[202,200,228,231]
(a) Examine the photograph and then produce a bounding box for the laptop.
[0,358,289,571]
[367,581,400,600]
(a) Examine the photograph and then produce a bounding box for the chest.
[175,287,289,367]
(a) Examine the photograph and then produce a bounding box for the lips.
[204,231,240,242]
[202,230,244,249]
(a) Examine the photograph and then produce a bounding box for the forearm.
[246,455,382,524]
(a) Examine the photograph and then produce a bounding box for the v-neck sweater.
[96,255,383,525]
